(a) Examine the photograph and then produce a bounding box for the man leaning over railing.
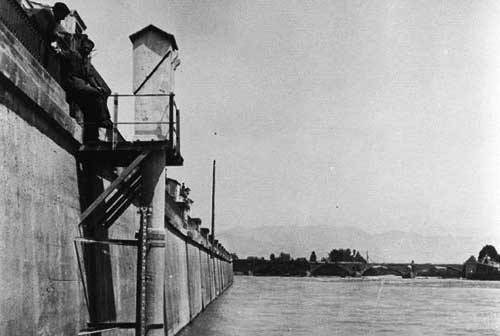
[57,35,113,142]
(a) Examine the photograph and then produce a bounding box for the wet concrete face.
[199,250,211,308]
[165,229,191,335]
[0,104,84,335]
[164,226,233,335]
[187,244,203,319]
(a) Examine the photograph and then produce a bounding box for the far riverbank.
[233,259,464,278]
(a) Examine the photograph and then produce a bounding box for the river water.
[178,275,500,336]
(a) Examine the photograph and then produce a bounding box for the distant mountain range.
[217,225,489,264]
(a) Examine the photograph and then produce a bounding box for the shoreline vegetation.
[232,245,500,280]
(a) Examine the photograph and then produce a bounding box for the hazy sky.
[56,1,500,245]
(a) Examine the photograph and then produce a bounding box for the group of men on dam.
[28,1,113,140]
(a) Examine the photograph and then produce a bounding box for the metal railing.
[109,93,180,152]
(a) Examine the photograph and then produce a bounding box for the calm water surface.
[179,276,500,336]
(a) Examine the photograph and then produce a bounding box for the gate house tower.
[129,25,180,141]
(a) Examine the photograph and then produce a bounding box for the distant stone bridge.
[309,262,463,277]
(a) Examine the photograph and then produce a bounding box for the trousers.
[65,77,111,141]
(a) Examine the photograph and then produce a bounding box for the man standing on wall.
[58,36,113,141]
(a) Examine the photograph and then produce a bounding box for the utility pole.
[211,160,216,245]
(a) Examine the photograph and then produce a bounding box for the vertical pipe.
[136,207,150,336]
[139,151,166,336]
[112,94,118,150]
[169,93,175,143]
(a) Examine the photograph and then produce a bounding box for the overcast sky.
[56,1,500,245]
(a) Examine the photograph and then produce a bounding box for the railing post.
[175,108,180,155]
[112,94,118,150]
[169,93,174,143]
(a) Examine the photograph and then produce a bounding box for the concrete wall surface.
[165,228,191,335]
[208,254,216,300]
[187,243,203,319]
[0,102,85,336]
[164,225,233,335]
[0,18,85,336]
[199,250,211,308]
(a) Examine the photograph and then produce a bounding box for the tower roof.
[129,24,178,50]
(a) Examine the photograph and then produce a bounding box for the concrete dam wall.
[0,3,232,335]
[0,13,86,335]
[164,226,233,335]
